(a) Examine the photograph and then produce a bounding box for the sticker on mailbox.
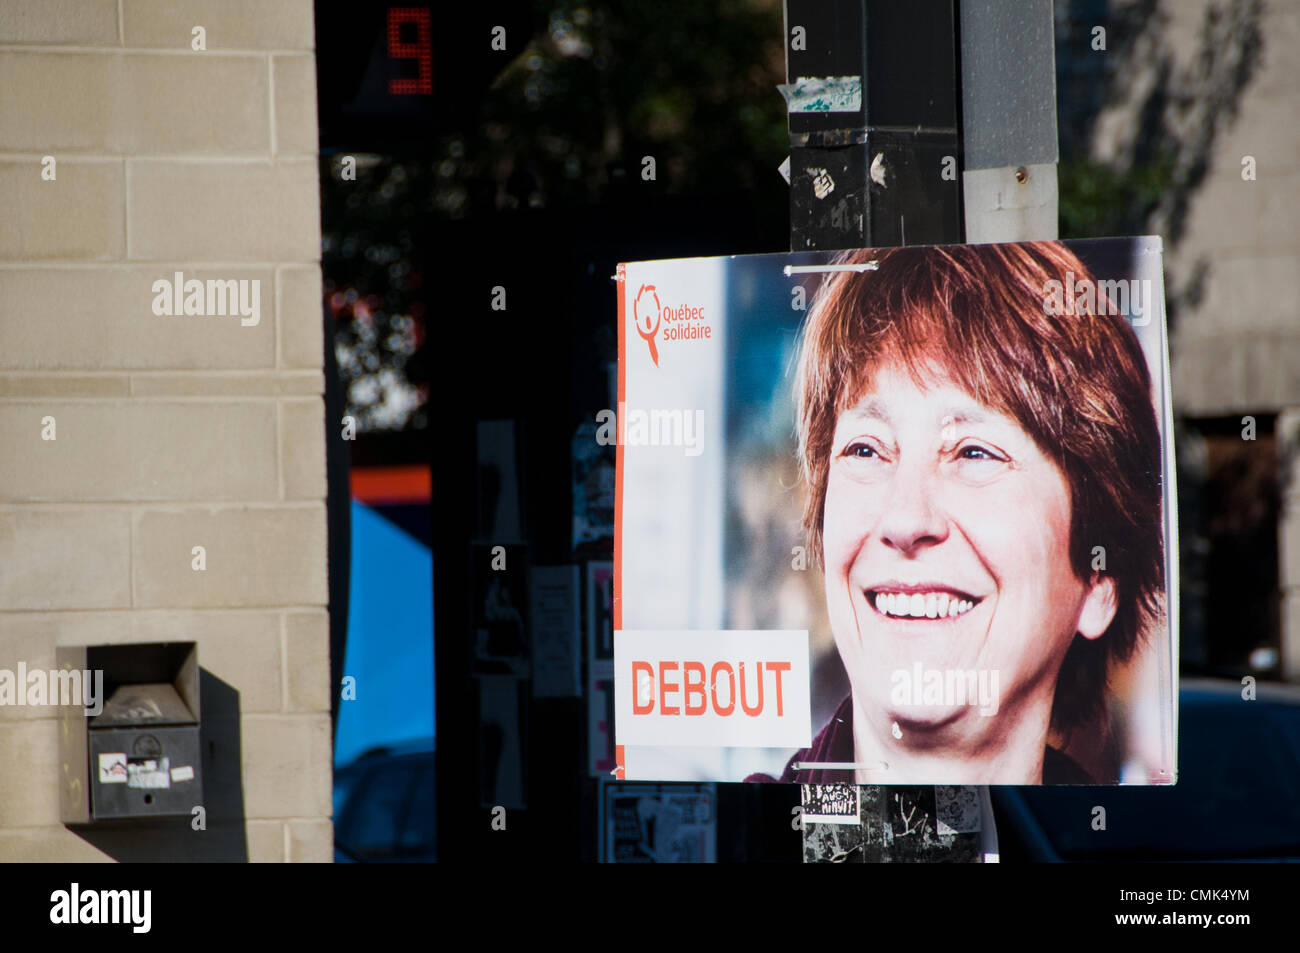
[171,765,194,783]
[126,757,171,790]
[99,753,127,784]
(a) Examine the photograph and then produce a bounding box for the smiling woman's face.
[822,360,1114,736]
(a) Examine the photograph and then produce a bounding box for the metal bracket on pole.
[959,0,1060,242]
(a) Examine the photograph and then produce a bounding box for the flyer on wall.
[613,237,1179,786]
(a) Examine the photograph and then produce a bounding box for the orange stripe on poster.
[350,465,432,504]
[614,263,625,633]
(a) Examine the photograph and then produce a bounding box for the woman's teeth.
[871,591,975,618]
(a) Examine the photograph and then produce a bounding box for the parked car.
[334,741,436,862]
[990,678,1300,861]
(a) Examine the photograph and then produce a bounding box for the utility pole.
[783,0,1059,862]
[786,0,962,250]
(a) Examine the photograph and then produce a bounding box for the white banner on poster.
[614,630,812,748]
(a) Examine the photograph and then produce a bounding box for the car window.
[397,763,436,856]
[333,766,364,821]
[345,762,422,860]
[1019,696,1300,859]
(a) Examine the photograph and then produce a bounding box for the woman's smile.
[822,359,1102,738]
[865,584,983,620]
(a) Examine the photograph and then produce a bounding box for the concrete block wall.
[1169,68,1300,416]
[0,0,331,860]
[1155,0,1300,682]
[1087,0,1300,416]
[1087,0,1300,680]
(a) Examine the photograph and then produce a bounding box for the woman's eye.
[955,443,1006,464]
[845,442,878,459]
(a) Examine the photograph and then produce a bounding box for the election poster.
[613,238,1178,786]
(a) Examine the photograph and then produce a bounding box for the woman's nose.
[876,461,948,557]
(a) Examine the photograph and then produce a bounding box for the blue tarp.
[334,500,434,766]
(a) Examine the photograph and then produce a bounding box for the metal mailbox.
[59,642,203,825]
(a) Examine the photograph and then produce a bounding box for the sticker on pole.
[777,76,863,113]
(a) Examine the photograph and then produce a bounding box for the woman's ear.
[1077,573,1118,640]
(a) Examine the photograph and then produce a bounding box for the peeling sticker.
[777,156,791,185]
[934,785,982,834]
[810,168,835,199]
[170,765,195,783]
[870,152,887,188]
[126,756,171,790]
[777,75,863,113]
[801,783,860,825]
[99,753,127,784]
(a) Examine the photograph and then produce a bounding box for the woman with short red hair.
[769,241,1165,784]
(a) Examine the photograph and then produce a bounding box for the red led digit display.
[387,7,433,95]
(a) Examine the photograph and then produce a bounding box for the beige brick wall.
[0,0,330,860]
[1158,0,1300,681]
[1090,0,1300,416]
[1086,0,1300,683]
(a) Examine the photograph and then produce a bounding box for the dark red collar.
[745,695,1096,784]
[778,694,855,783]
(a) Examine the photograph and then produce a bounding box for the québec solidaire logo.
[633,283,712,367]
